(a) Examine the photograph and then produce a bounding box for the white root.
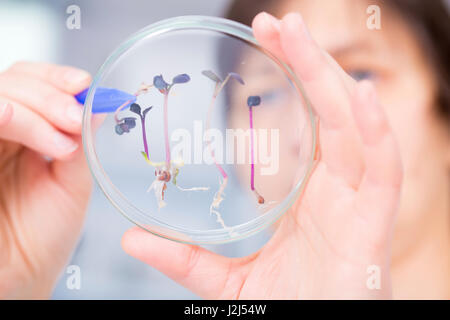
[208,177,229,229]
[147,159,209,209]
[171,159,209,192]
[257,200,278,210]
[176,185,210,192]
[147,178,167,209]
[211,177,228,210]
[210,208,229,230]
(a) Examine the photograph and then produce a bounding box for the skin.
[0,1,448,299]
[0,62,92,298]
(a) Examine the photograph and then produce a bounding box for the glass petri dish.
[82,15,317,245]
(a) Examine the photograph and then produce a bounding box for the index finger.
[254,13,365,187]
[8,61,91,95]
[279,13,355,130]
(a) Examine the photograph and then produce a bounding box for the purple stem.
[249,106,255,191]
[215,160,228,179]
[114,99,133,123]
[207,92,227,179]
[163,93,171,169]
[141,115,149,159]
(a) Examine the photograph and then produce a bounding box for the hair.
[224,0,450,122]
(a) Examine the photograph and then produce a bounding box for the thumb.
[122,226,251,299]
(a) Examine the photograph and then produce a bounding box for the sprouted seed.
[202,70,244,227]
[150,73,208,207]
[247,95,265,205]
[115,74,209,209]
[112,71,265,225]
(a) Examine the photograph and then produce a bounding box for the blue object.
[75,87,137,113]
[247,95,261,107]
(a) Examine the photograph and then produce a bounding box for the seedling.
[153,74,190,170]
[129,103,153,158]
[202,70,244,227]
[153,74,211,206]
[148,73,201,207]
[247,95,265,204]
[114,77,207,209]
[113,82,153,135]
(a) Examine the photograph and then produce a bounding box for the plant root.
[208,177,229,228]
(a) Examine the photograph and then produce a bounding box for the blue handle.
[75,87,137,113]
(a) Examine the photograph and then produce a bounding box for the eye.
[348,70,375,81]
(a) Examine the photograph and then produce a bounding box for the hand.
[121,12,403,299]
[0,62,92,298]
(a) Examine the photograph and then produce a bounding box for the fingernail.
[262,12,281,32]
[66,104,83,124]
[63,69,90,84]
[53,133,78,153]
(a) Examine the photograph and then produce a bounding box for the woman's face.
[229,0,449,257]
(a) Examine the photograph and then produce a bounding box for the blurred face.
[229,0,450,257]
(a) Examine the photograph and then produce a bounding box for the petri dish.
[82,15,317,245]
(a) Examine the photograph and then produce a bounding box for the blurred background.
[0,0,273,299]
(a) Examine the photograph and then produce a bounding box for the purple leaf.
[120,123,130,133]
[229,72,245,85]
[153,74,169,90]
[130,103,141,115]
[247,95,261,107]
[201,70,222,83]
[124,117,136,129]
[115,124,124,135]
[143,106,153,118]
[172,73,190,84]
